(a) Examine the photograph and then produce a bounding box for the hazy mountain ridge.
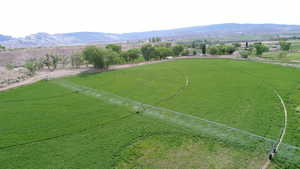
[0,34,14,42]
[1,23,300,48]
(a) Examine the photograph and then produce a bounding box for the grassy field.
[0,59,299,169]
[262,51,300,62]
[290,41,300,50]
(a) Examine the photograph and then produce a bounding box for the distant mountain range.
[0,35,14,42]
[1,23,300,48]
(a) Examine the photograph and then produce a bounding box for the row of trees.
[190,41,207,55]
[239,42,269,58]
[141,44,185,60]
[205,42,272,58]
[207,45,236,55]
[21,43,187,75]
[23,40,291,75]
[23,54,61,75]
[148,37,162,43]
[75,43,186,69]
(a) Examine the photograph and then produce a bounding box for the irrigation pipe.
[274,90,288,153]
[53,79,300,151]
[231,64,290,169]
[261,90,288,169]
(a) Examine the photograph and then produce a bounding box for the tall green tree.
[233,43,241,48]
[172,45,184,56]
[127,48,141,61]
[191,41,197,48]
[106,44,122,53]
[240,50,251,58]
[103,50,121,68]
[121,48,141,62]
[141,44,156,61]
[279,41,291,51]
[208,46,218,55]
[246,41,249,48]
[253,43,269,56]
[82,46,106,69]
[156,47,173,59]
[200,44,207,55]
[225,45,236,54]
[181,49,190,56]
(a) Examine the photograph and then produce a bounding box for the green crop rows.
[0,59,299,169]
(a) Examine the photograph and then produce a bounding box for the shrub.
[71,53,84,68]
[253,43,269,56]
[225,45,236,55]
[208,45,237,55]
[208,46,218,55]
[233,43,241,48]
[156,47,174,59]
[141,44,157,61]
[279,41,291,51]
[43,54,60,71]
[240,50,251,58]
[112,56,126,65]
[181,49,190,56]
[121,48,141,62]
[193,50,197,55]
[278,51,288,59]
[172,45,184,56]
[134,56,145,63]
[106,44,122,53]
[82,46,106,69]
[103,50,121,67]
[23,59,40,75]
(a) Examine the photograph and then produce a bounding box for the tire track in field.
[154,68,189,106]
[136,68,189,113]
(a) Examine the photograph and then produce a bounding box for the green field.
[0,59,300,169]
[290,41,300,50]
[262,51,300,62]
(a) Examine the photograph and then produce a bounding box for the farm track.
[153,68,189,106]
[1,55,300,93]
[0,60,170,92]
[0,56,234,92]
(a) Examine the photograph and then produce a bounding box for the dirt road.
[0,60,169,92]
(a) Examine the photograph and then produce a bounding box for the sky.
[1,0,300,37]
